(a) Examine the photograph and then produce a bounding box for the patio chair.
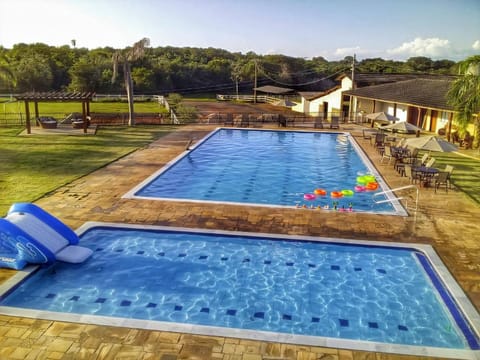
[444,165,454,176]
[240,114,249,127]
[224,113,233,126]
[330,116,340,129]
[380,146,394,164]
[416,153,429,166]
[314,117,324,129]
[373,133,386,155]
[362,129,376,140]
[433,171,450,193]
[404,165,422,185]
[424,157,436,168]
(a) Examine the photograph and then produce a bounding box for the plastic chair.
[381,146,394,164]
[434,172,450,193]
[404,165,422,185]
[330,116,340,129]
[424,157,436,168]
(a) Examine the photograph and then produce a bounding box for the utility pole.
[349,54,356,122]
[253,59,258,104]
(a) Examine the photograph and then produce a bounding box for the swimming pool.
[124,128,406,215]
[1,223,478,359]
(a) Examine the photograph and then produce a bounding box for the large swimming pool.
[1,223,478,359]
[124,129,406,215]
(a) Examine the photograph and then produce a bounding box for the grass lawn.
[1,124,478,216]
[422,150,480,204]
[1,100,166,122]
[0,125,176,216]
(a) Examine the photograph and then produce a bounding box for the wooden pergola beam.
[16,91,95,134]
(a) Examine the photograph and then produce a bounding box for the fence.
[0,94,169,126]
[0,110,363,127]
[216,94,281,104]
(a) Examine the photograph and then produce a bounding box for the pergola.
[15,91,95,134]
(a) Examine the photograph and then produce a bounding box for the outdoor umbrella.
[380,121,422,134]
[365,112,399,122]
[365,112,399,128]
[404,135,458,152]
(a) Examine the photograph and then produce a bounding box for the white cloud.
[334,46,361,57]
[387,37,451,59]
[473,40,480,50]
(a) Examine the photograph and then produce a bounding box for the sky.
[1,0,479,61]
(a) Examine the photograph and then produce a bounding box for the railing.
[372,185,419,212]
[93,94,162,102]
[216,94,281,104]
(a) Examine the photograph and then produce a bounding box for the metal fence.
[0,110,363,127]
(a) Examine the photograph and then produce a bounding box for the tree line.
[0,42,458,95]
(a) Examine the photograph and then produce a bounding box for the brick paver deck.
[1,124,479,360]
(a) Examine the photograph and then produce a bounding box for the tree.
[231,59,245,99]
[406,56,434,72]
[69,53,111,92]
[447,55,480,149]
[14,54,53,92]
[112,38,150,126]
[0,51,16,92]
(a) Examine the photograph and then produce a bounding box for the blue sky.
[1,0,479,61]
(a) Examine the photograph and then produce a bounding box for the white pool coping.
[122,128,408,216]
[0,222,478,359]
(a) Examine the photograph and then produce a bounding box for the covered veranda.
[15,91,95,134]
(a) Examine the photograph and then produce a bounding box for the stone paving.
[1,124,479,359]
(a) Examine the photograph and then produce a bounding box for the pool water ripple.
[130,129,402,213]
[0,227,474,350]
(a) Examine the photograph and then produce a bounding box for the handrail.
[372,185,419,212]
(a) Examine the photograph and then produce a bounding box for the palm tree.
[230,60,244,100]
[112,38,150,126]
[447,55,480,148]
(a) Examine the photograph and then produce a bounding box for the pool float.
[341,189,354,196]
[356,176,367,184]
[366,182,379,191]
[357,175,376,185]
[330,191,343,198]
[314,188,327,196]
[354,185,366,192]
[303,193,316,201]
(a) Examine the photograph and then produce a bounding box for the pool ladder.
[372,185,419,212]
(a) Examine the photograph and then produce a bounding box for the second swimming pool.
[124,129,406,215]
[1,223,478,359]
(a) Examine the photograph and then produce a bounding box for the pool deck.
[1,124,479,359]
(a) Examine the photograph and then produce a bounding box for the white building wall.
[297,76,354,117]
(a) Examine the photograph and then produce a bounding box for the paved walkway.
[1,124,479,359]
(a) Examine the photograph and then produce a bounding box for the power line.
[258,65,349,87]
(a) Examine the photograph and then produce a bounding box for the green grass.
[422,150,480,204]
[0,125,176,216]
[0,100,165,122]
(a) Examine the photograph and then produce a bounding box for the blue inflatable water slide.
[0,203,93,270]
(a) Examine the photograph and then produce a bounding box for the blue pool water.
[1,225,477,350]
[129,129,403,214]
